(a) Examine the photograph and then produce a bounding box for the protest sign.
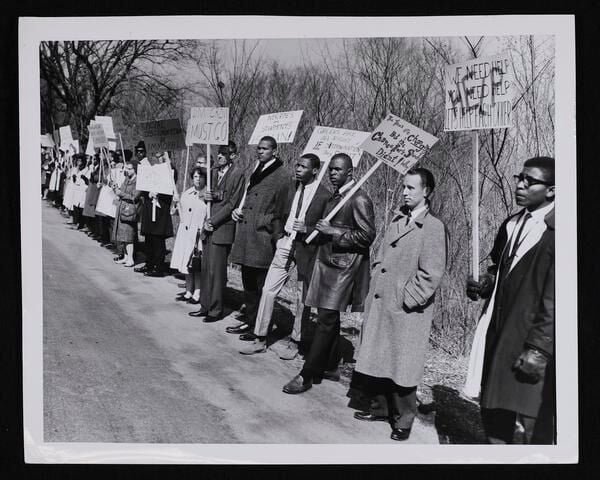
[444,53,514,131]
[95,186,118,218]
[59,126,74,150]
[136,162,175,195]
[139,119,186,158]
[94,115,116,138]
[88,123,109,149]
[360,113,439,175]
[40,134,55,148]
[85,137,95,156]
[109,111,126,135]
[186,107,229,146]
[302,126,370,167]
[248,110,303,145]
[67,140,80,155]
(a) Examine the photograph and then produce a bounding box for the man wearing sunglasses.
[465,156,555,444]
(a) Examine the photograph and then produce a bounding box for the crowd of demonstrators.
[42,134,556,444]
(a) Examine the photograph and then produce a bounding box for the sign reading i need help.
[444,54,514,131]
[302,126,370,167]
[136,162,175,195]
[248,110,303,145]
[186,107,229,146]
[360,114,439,174]
[139,119,186,157]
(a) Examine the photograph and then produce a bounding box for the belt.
[122,198,134,204]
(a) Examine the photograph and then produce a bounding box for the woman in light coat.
[170,167,207,304]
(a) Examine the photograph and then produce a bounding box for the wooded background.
[40,36,555,357]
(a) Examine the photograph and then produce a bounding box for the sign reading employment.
[186,107,229,146]
[248,110,303,145]
[88,123,109,149]
[444,54,514,131]
[302,126,370,167]
[136,162,175,195]
[139,119,186,156]
[360,114,439,175]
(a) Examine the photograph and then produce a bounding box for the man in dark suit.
[283,153,376,394]
[189,143,245,322]
[226,136,291,339]
[239,153,330,357]
[466,156,555,444]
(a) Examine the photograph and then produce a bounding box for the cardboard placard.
[248,110,303,145]
[302,126,370,167]
[59,126,74,150]
[95,185,118,218]
[135,162,175,195]
[360,113,439,175]
[186,107,229,146]
[88,123,109,149]
[444,53,514,131]
[40,134,55,148]
[94,115,116,138]
[139,119,186,158]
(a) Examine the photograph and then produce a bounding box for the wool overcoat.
[480,209,555,418]
[230,159,291,269]
[354,208,448,387]
[206,164,245,245]
[304,186,375,312]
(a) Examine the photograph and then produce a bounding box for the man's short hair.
[300,153,321,170]
[218,145,230,155]
[259,136,278,150]
[228,140,238,154]
[405,167,436,197]
[330,153,353,169]
[524,156,555,185]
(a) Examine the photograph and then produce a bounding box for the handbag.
[187,229,203,272]
[120,201,137,223]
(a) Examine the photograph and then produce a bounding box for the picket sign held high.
[206,143,211,218]
[304,159,384,245]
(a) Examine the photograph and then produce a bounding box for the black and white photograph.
[18,15,577,463]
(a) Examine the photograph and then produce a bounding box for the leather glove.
[466,273,494,300]
[512,348,548,384]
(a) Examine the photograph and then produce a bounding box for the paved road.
[42,204,439,444]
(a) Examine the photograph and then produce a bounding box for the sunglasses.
[513,173,553,188]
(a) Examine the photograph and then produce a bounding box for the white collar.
[261,158,277,171]
[408,204,428,221]
[524,202,554,222]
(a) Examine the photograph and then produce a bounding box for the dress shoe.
[115,257,127,264]
[283,375,312,394]
[322,368,341,382]
[123,261,135,267]
[144,270,165,278]
[276,339,299,360]
[188,308,209,317]
[239,339,267,355]
[390,428,411,441]
[176,295,192,302]
[134,264,151,273]
[202,314,224,323]
[113,255,124,262]
[239,332,257,342]
[187,297,201,305]
[354,411,388,422]
[226,323,250,334]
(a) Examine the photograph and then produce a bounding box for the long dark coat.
[230,159,292,269]
[112,176,141,243]
[82,166,101,218]
[304,186,376,312]
[206,164,245,245]
[355,208,448,387]
[481,209,555,418]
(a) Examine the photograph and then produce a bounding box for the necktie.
[501,212,531,276]
[405,209,412,226]
[294,184,305,219]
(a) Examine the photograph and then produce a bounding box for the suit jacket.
[139,166,177,237]
[206,164,245,245]
[480,208,555,418]
[355,208,448,387]
[304,186,376,312]
[230,159,292,269]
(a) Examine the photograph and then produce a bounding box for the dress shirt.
[284,180,320,240]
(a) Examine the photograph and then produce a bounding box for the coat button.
[189,208,192,212]
[185,226,188,230]
[381,268,386,273]
[374,294,380,299]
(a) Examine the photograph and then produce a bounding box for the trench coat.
[206,164,245,245]
[354,208,448,387]
[304,186,375,312]
[480,208,555,418]
[230,159,291,269]
[170,187,207,274]
[112,176,141,244]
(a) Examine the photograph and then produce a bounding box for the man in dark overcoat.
[466,156,555,444]
[238,152,330,358]
[283,153,375,394]
[226,136,291,338]
[189,143,245,322]
[134,151,176,277]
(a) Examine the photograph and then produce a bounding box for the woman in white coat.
[170,167,208,304]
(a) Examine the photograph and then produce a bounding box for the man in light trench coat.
[347,167,448,442]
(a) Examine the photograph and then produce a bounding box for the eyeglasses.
[513,173,553,188]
